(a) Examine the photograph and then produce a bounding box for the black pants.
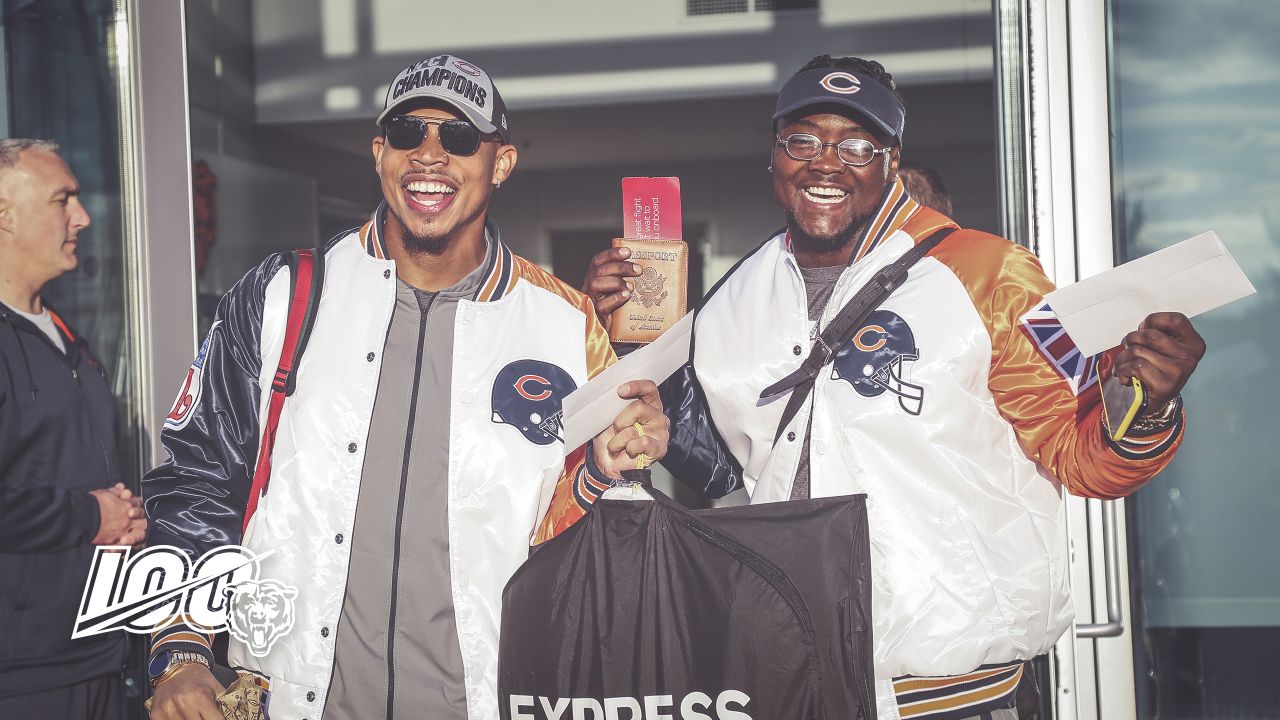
[0,673,126,720]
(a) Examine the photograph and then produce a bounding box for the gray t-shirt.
[326,239,494,719]
[790,264,844,501]
[6,303,65,353]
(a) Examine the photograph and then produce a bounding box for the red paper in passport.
[622,177,682,240]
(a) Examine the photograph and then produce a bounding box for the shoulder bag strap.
[761,227,956,444]
[243,246,326,532]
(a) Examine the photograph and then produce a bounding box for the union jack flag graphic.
[1020,301,1100,396]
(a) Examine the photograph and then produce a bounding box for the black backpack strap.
[761,227,956,443]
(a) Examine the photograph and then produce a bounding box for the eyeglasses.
[384,115,484,156]
[775,133,892,167]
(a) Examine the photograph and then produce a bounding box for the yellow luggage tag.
[1101,375,1144,441]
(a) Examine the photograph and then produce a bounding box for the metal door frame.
[994,0,1139,717]
[118,0,199,468]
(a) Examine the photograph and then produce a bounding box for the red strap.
[47,310,75,342]
[243,251,315,532]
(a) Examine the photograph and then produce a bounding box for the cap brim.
[772,97,898,141]
[376,94,500,138]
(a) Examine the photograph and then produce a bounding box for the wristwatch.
[148,648,211,688]
[1129,394,1183,434]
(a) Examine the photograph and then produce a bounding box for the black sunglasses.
[384,115,483,156]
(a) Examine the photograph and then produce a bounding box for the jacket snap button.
[792,344,802,355]
[334,533,344,544]
[786,432,796,442]
[347,442,357,453]
[320,627,329,637]
[366,352,375,362]
[383,269,391,279]
[307,691,316,702]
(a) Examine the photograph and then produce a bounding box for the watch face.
[148,650,173,681]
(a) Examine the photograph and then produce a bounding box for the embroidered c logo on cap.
[820,71,862,95]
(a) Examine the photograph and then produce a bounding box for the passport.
[609,177,688,344]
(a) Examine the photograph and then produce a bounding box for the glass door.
[2,0,148,714]
[1107,0,1280,717]
[1010,0,1280,717]
[3,1,197,714]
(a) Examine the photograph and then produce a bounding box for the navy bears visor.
[384,116,483,155]
[773,68,906,145]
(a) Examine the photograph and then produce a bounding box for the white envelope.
[1044,231,1256,356]
[561,312,694,453]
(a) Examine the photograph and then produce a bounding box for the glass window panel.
[1109,0,1280,716]
[2,0,140,482]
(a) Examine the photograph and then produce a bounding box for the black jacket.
[0,303,126,696]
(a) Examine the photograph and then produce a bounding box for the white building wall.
[185,0,1001,295]
[252,0,993,122]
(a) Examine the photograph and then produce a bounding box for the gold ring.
[633,421,645,438]
[634,453,653,470]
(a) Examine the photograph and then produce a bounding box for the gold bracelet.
[1128,395,1182,434]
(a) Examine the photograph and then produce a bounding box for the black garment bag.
[498,473,876,719]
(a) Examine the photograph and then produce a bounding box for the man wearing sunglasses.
[144,55,668,720]
[584,55,1205,719]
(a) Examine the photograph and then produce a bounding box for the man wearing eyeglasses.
[143,55,668,720]
[584,55,1205,719]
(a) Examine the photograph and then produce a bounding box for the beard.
[385,203,454,256]
[398,227,451,256]
[783,207,866,256]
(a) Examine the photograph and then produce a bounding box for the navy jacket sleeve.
[142,254,287,558]
[0,484,100,552]
[658,364,743,499]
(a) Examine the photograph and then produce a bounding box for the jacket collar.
[0,302,89,401]
[0,302,75,341]
[357,201,520,303]
[850,176,922,263]
[783,177,925,265]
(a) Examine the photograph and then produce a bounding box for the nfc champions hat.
[378,54,510,142]
[773,68,906,145]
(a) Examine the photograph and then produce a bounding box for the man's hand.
[591,380,669,479]
[91,483,146,545]
[148,663,225,720]
[1114,312,1206,414]
[119,516,148,548]
[583,247,643,328]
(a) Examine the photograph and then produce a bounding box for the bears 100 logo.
[73,545,297,658]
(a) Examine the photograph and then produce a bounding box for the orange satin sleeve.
[534,445,593,544]
[930,231,1183,499]
[511,256,617,380]
[514,257,620,544]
